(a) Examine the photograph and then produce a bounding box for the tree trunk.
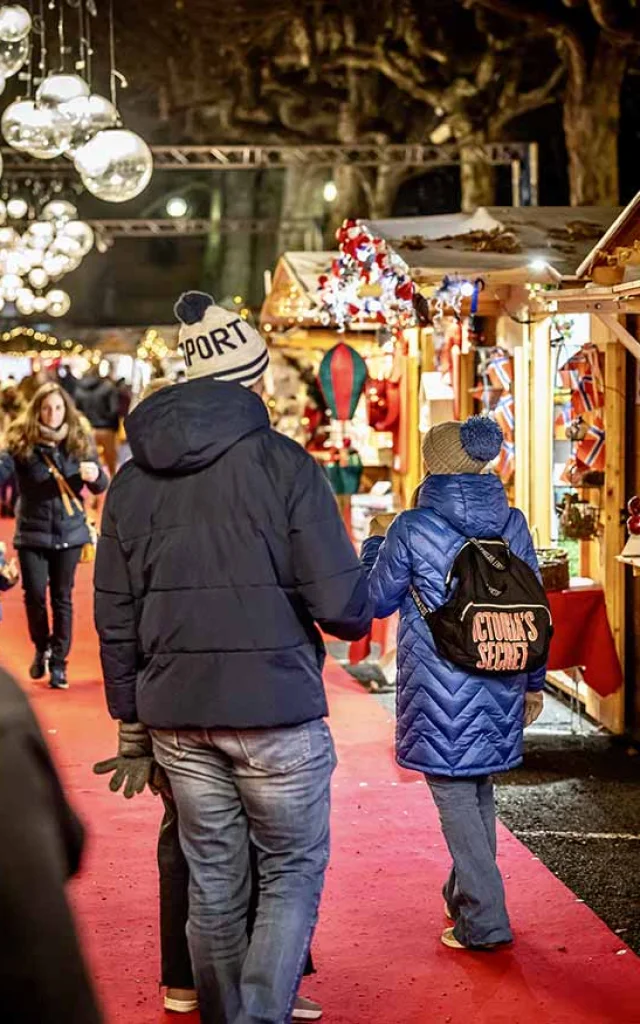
[460,137,496,212]
[279,166,325,253]
[563,40,625,206]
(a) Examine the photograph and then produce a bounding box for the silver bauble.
[25,220,55,246]
[2,99,71,158]
[59,93,119,155]
[74,129,153,203]
[15,288,35,316]
[0,6,31,43]
[59,219,94,257]
[37,73,90,111]
[41,199,77,223]
[0,35,28,77]
[46,288,71,317]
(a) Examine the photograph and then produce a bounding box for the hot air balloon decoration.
[318,342,367,421]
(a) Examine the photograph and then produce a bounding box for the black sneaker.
[29,649,49,680]
[49,665,69,690]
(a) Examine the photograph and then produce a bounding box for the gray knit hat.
[422,416,503,475]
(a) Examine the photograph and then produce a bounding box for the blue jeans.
[152,721,336,1024]
[426,775,513,947]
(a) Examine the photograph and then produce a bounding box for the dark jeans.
[18,546,82,668]
[426,775,513,947]
[159,792,316,991]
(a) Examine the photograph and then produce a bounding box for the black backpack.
[411,538,552,677]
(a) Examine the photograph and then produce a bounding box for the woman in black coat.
[0,382,108,689]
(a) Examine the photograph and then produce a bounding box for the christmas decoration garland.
[317,219,417,332]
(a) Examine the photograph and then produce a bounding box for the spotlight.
[323,181,338,203]
[166,196,189,218]
[529,259,547,273]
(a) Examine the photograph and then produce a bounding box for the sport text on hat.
[174,291,269,388]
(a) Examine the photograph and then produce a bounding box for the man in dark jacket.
[0,666,102,1023]
[95,292,372,1024]
[75,370,120,476]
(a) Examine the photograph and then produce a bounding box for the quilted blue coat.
[362,474,546,778]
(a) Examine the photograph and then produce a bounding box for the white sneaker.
[164,988,198,1013]
[292,995,323,1021]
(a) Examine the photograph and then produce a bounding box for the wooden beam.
[529,317,552,546]
[597,333,627,734]
[595,313,640,361]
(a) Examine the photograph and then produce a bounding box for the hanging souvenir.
[318,342,367,421]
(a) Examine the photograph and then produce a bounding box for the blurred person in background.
[0,383,108,689]
[75,367,120,477]
[0,380,25,517]
[0,664,102,1023]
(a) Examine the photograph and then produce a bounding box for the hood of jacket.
[419,473,511,538]
[126,376,270,474]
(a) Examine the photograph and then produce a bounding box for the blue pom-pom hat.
[422,415,504,476]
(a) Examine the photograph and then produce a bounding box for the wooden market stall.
[358,207,627,721]
[540,192,640,739]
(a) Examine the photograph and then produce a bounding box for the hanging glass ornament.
[46,288,71,317]
[28,266,49,289]
[3,248,29,275]
[0,5,32,42]
[1,272,23,301]
[15,287,35,316]
[74,129,153,202]
[50,233,81,258]
[25,220,55,246]
[33,294,48,314]
[0,35,29,76]
[6,196,28,219]
[37,73,90,111]
[42,251,67,278]
[41,198,77,222]
[59,219,94,256]
[0,225,17,246]
[2,99,71,158]
[58,93,119,155]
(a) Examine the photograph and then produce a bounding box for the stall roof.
[575,191,640,278]
[366,207,619,279]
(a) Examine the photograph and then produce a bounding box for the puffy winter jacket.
[95,376,372,729]
[75,376,120,431]
[362,474,546,778]
[0,444,108,550]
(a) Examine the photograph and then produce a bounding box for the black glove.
[93,721,156,799]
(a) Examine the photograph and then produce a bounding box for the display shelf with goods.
[539,188,640,737]
[260,249,420,510]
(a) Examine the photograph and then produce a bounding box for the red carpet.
[1,527,639,1024]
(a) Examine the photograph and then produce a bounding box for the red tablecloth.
[546,585,622,697]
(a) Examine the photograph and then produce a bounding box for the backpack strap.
[410,585,431,622]
[42,454,84,519]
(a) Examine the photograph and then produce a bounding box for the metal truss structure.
[90,217,320,238]
[1,139,537,174]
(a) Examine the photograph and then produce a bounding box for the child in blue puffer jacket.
[0,540,19,609]
[362,416,545,951]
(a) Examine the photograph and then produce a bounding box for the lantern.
[318,342,367,421]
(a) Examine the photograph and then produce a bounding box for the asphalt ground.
[334,646,640,956]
